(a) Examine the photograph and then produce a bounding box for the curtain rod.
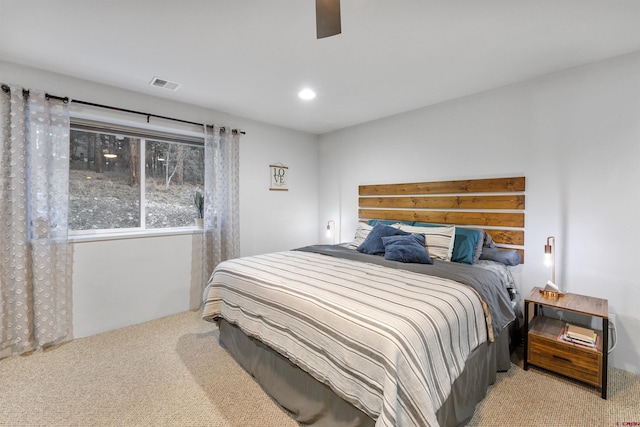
[1,84,246,135]
[73,99,245,135]
[73,99,203,126]
[2,84,69,103]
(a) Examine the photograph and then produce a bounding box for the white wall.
[71,234,203,337]
[1,61,319,337]
[240,125,320,256]
[318,52,640,375]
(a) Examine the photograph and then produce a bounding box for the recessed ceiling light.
[298,88,316,100]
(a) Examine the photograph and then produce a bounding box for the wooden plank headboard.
[358,177,526,262]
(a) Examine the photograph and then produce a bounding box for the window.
[69,121,205,233]
[144,140,205,228]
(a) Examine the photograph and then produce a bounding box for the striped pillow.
[398,224,456,261]
[349,222,403,249]
[349,222,373,249]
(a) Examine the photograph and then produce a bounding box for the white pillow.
[349,222,373,249]
[398,224,456,261]
[349,222,405,249]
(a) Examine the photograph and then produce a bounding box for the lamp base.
[539,281,564,298]
[539,289,564,298]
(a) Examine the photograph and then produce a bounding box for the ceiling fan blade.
[316,0,341,39]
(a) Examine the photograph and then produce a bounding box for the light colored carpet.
[0,310,298,427]
[1,310,638,426]
[468,354,640,426]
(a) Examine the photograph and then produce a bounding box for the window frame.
[68,111,206,241]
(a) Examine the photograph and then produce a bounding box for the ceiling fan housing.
[316,0,341,39]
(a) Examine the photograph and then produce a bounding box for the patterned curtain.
[0,85,72,359]
[203,125,240,287]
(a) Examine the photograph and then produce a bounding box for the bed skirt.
[218,319,513,427]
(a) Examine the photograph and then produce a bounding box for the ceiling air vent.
[149,76,181,91]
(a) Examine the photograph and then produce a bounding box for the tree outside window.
[69,129,204,231]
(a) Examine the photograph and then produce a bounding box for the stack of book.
[559,323,598,348]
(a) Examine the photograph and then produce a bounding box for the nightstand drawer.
[528,334,601,387]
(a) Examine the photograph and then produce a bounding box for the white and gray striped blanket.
[203,250,492,427]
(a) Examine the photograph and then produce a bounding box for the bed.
[203,177,525,427]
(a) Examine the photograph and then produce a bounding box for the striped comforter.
[202,250,489,427]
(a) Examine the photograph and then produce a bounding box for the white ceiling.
[2,1,640,135]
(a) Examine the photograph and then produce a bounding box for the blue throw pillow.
[357,223,409,255]
[381,234,433,264]
[480,247,521,266]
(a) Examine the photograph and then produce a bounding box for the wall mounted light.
[326,220,336,244]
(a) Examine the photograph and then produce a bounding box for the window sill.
[69,227,204,244]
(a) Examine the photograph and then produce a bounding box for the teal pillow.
[451,228,481,264]
[357,223,410,255]
[412,222,482,265]
[381,234,433,264]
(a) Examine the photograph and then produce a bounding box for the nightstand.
[523,287,608,399]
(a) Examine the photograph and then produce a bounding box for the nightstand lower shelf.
[527,317,602,388]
